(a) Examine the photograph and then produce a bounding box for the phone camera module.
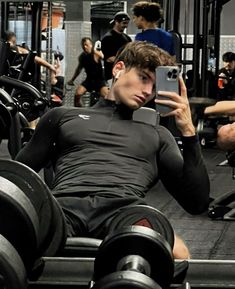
[167,71,173,78]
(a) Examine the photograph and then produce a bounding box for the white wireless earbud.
[115,71,121,79]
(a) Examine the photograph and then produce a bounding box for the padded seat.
[61,237,102,257]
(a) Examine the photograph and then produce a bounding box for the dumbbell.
[92,225,174,289]
[0,234,27,289]
[0,159,67,273]
[107,204,175,248]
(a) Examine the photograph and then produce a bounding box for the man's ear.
[112,61,125,79]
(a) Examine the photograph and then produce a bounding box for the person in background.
[132,1,175,56]
[4,30,56,74]
[217,52,235,100]
[67,37,109,107]
[101,11,132,82]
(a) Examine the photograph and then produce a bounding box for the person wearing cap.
[132,1,175,56]
[101,11,132,82]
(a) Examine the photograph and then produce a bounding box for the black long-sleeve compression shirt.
[16,99,210,215]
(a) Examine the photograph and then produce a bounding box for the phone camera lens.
[167,71,172,78]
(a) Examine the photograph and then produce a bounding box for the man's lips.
[134,95,146,103]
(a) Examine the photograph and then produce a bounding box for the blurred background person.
[101,11,132,82]
[67,37,109,107]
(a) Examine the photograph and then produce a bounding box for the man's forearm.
[205,101,235,115]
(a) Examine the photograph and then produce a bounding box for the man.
[204,100,235,151]
[67,37,109,107]
[101,11,132,81]
[4,30,56,73]
[217,52,235,100]
[132,1,175,56]
[16,42,210,259]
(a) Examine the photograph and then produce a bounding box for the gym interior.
[0,1,235,288]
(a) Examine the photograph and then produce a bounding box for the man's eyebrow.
[141,70,151,77]
[142,70,155,81]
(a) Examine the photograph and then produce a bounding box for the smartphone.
[155,66,179,114]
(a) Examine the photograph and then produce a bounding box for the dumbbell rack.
[28,257,235,288]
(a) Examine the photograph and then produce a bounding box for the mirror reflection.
[0,0,235,270]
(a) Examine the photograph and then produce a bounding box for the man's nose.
[143,84,154,97]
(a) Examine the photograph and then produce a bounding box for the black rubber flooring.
[0,140,235,260]
[146,146,235,260]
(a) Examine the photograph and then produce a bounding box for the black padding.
[133,107,159,127]
[62,237,102,257]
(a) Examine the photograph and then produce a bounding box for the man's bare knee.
[173,235,191,260]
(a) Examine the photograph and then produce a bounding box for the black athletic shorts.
[57,192,147,239]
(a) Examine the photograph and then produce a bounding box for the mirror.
[0,0,235,262]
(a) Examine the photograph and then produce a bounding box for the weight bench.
[208,150,235,220]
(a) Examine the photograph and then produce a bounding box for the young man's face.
[112,66,156,110]
[223,60,235,74]
[132,15,144,29]
[82,40,93,54]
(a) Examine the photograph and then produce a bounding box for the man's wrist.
[181,125,196,137]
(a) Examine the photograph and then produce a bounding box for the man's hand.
[106,56,116,63]
[67,80,74,86]
[218,72,228,85]
[155,77,195,136]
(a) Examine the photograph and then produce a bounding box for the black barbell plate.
[42,196,67,257]
[0,159,54,256]
[108,205,174,248]
[92,271,161,289]
[0,176,39,270]
[94,225,174,288]
[0,234,27,289]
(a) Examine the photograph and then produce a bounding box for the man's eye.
[139,74,148,81]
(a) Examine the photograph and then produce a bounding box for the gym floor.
[0,140,235,260]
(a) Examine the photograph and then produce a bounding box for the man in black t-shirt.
[217,52,235,100]
[67,37,109,107]
[101,11,132,81]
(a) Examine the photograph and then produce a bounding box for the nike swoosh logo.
[78,114,90,120]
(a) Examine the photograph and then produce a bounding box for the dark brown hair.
[132,1,163,23]
[114,41,176,72]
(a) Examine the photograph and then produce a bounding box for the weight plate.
[0,176,39,270]
[108,205,174,248]
[43,196,67,257]
[94,225,174,288]
[92,271,161,289]
[0,159,54,256]
[0,234,27,289]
